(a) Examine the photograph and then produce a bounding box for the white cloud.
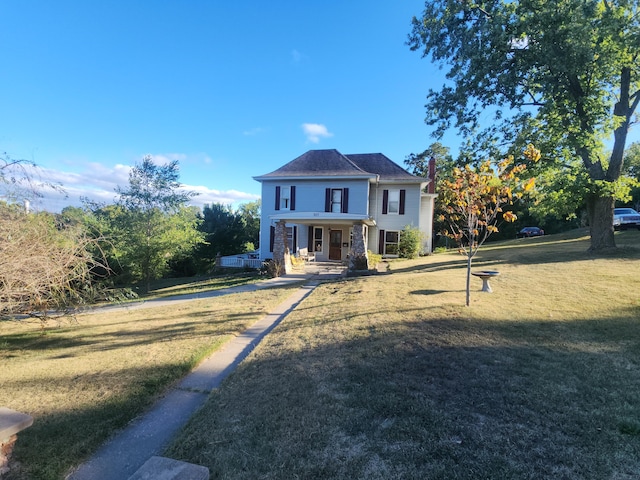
[186,185,260,208]
[149,153,187,165]
[301,123,333,143]
[11,161,259,213]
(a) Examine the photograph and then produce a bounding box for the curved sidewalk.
[67,265,344,480]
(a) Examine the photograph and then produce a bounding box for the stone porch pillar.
[272,220,292,275]
[349,223,368,270]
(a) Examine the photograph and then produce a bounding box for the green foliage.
[112,157,204,291]
[405,143,459,237]
[115,155,195,212]
[408,0,640,250]
[118,206,204,287]
[438,146,539,305]
[197,201,261,270]
[405,142,454,178]
[367,251,382,269]
[398,225,423,259]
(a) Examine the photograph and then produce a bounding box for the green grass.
[0,287,294,480]
[2,229,640,479]
[132,271,263,300]
[164,229,640,479]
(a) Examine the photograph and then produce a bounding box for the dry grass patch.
[167,230,640,479]
[0,287,294,480]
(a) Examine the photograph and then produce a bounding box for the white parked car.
[613,208,640,230]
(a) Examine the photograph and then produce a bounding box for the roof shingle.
[255,149,422,181]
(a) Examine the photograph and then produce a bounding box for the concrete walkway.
[92,261,346,313]
[66,263,345,480]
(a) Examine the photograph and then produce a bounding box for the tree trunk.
[586,193,616,251]
[465,252,472,307]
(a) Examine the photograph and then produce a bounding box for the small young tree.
[440,145,540,306]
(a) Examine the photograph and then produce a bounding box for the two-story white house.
[253,149,436,271]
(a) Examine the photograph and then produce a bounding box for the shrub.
[260,259,285,278]
[398,225,423,259]
[367,251,382,268]
[290,255,305,269]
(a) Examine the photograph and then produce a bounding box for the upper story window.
[281,186,291,210]
[387,190,400,214]
[382,189,406,215]
[275,185,296,211]
[324,188,349,213]
[331,189,342,213]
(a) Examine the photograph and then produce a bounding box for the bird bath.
[471,270,500,293]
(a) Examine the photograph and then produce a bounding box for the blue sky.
[4,2,636,213]
[1,1,453,211]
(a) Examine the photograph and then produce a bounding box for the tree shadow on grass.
[4,363,192,480]
[164,312,640,480]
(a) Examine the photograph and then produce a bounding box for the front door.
[329,230,342,261]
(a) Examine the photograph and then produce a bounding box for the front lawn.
[165,229,640,479]
[2,229,640,479]
[0,287,295,480]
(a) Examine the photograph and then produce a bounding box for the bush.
[260,259,285,278]
[398,225,423,259]
[290,256,305,269]
[367,251,382,268]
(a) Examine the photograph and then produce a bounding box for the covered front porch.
[269,212,375,274]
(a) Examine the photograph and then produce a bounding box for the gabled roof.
[254,149,423,182]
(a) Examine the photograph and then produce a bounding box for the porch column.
[349,222,368,270]
[273,220,292,275]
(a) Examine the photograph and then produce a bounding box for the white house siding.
[367,182,426,255]
[420,194,437,253]
[258,178,370,260]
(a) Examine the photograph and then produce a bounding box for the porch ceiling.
[269,211,376,226]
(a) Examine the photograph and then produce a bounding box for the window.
[286,226,294,252]
[281,187,291,210]
[331,189,342,213]
[324,188,349,213]
[382,189,406,215]
[275,186,296,211]
[313,227,323,253]
[269,225,296,253]
[388,190,400,214]
[384,231,400,256]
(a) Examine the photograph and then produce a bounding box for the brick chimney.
[427,157,436,194]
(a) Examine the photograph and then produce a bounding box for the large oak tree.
[408,0,639,250]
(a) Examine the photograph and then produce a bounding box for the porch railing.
[218,253,262,269]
